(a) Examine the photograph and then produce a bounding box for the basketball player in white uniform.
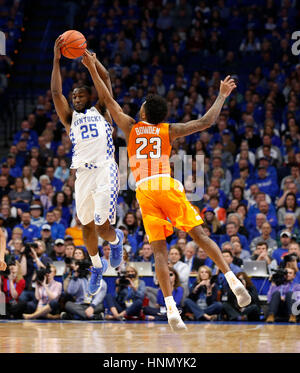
[51,36,124,295]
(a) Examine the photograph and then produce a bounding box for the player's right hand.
[54,35,64,60]
[219,75,237,98]
[0,259,7,271]
[82,50,96,69]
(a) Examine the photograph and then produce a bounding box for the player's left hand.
[219,75,237,98]
[0,259,7,271]
[82,50,96,69]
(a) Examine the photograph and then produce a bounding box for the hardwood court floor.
[0,320,299,353]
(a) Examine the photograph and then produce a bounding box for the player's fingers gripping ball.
[60,30,87,59]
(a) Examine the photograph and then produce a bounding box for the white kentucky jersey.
[69,106,115,169]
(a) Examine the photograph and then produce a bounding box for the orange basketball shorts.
[136,176,203,243]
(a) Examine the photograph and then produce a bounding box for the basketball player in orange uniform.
[82,51,251,332]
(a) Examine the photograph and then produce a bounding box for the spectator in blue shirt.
[213,250,242,295]
[247,199,278,233]
[219,222,250,252]
[15,211,39,242]
[254,165,279,200]
[6,153,22,179]
[272,231,291,265]
[122,211,143,255]
[135,242,155,263]
[196,246,214,268]
[248,212,267,242]
[45,166,63,192]
[255,157,278,182]
[51,192,71,226]
[143,267,184,321]
[13,120,38,149]
[40,210,65,240]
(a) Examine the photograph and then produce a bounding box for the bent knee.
[95,222,110,235]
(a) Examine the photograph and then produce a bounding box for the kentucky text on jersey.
[72,114,103,127]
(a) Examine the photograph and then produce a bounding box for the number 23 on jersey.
[136,137,161,159]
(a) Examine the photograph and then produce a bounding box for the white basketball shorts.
[75,161,119,226]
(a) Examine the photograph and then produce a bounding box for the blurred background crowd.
[0,0,300,323]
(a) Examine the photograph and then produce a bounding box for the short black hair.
[144,94,168,124]
[74,85,92,95]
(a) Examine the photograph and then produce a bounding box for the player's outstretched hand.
[0,259,7,271]
[219,75,237,98]
[54,35,64,60]
[82,50,96,69]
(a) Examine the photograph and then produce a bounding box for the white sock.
[165,296,177,312]
[224,271,240,290]
[109,235,119,245]
[90,253,102,268]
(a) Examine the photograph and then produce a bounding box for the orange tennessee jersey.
[128,121,172,184]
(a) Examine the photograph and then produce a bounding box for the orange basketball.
[60,30,87,59]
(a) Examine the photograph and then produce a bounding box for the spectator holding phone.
[0,259,25,318]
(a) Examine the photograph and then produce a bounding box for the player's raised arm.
[82,50,113,123]
[51,36,72,132]
[94,55,113,97]
[169,76,236,142]
[82,51,134,142]
[0,228,7,271]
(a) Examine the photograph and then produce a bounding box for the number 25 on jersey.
[80,123,99,140]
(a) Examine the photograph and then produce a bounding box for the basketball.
[60,30,87,59]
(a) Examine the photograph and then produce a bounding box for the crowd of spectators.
[0,0,24,99]
[1,0,300,323]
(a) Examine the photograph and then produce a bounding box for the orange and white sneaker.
[167,307,187,332]
[232,284,251,308]
[225,272,251,308]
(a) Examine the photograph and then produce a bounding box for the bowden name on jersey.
[69,106,115,169]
